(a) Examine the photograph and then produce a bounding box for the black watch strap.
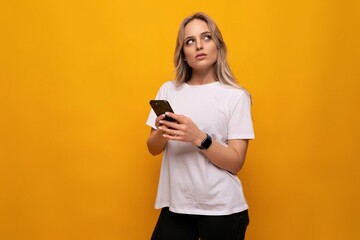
[197,134,212,150]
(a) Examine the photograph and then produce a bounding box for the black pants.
[151,208,249,240]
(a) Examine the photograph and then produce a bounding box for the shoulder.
[217,83,250,99]
[160,80,177,88]
[155,80,180,99]
[158,80,178,92]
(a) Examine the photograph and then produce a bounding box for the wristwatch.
[197,133,212,150]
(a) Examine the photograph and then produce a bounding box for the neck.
[187,68,216,85]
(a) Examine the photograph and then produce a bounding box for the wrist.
[193,131,206,147]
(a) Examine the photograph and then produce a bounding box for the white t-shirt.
[146,81,255,216]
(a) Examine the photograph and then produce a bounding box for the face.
[183,19,218,72]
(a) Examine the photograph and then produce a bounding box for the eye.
[185,39,195,45]
[203,34,212,41]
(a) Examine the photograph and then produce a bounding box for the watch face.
[203,135,212,149]
[199,134,212,150]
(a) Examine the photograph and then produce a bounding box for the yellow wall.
[1,1,359,239]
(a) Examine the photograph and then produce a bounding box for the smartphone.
[149,100,176,122]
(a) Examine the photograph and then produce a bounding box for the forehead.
[184,19,210,38]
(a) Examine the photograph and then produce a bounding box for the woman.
[146,12,254,240]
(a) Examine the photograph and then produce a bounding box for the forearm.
[200,140,248,175]
[147,129,168,156]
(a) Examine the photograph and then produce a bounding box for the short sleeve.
[145,81,173,129]
[227,91,255,140]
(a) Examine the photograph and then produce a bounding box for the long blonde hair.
[174,12,241,89]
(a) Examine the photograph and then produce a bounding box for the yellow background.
[1,0,359,239]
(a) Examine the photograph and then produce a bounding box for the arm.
[158,112,249,174]
[146,114,169,156]
[201,138,249,175]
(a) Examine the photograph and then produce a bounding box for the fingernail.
[158,126,162,130]
[159,120,163,124]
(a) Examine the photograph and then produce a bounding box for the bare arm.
[201,138,249,174]
[158,112,250,174]
[146,114,169,156]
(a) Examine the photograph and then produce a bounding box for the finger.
[160,126,182,137]
[163,134,177,140]
[159,120,181,130]
[155,114,166,128]
[164,112,182,122]
[156,114,166,121]
[163,133,182,140]
[158,125,170,132]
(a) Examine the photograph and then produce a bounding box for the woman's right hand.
[155,114,166,130]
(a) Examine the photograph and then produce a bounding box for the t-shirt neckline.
[184,81,220,88]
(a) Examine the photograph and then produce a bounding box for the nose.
[196,39,203,50]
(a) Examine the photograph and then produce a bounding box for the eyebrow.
[184,31,211,41]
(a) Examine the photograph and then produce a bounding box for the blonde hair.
[174,12,241,89]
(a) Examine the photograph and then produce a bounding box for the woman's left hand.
[157,112,205,145]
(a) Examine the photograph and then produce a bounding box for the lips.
[195,53,207,59]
